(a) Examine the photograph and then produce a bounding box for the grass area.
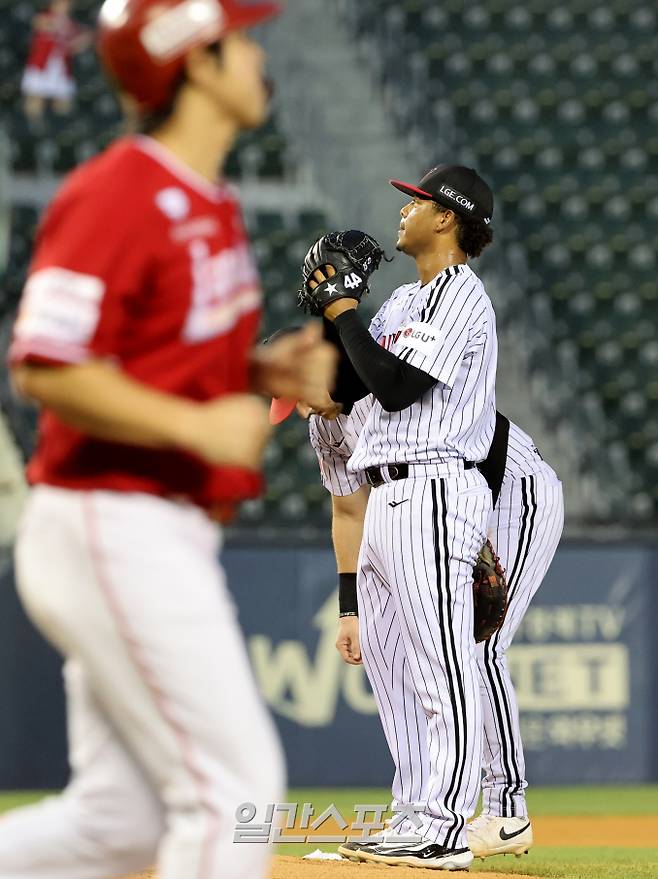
[0,791,49,811]
[524,785,658,817]
[287,785,658,818]
[1,786,657,878]
[476,848,658,879]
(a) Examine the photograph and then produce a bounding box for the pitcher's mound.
[271,855,541,878]
[123,858,541,878]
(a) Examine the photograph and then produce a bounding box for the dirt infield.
[122,864,541,879]
[270,857,539,878]
[121,813,658,878]
[534,815,658,847]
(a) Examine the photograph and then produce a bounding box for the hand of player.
[296,394,343,420]
[309,265,359,321]
[251,322,338,405]
[335,616,362,665]
[180,394,272,469]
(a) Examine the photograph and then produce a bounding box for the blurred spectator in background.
[21,0,92,120]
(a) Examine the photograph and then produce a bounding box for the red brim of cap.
[390,179,434,200]
[228,2,282,33]
[269,397,297,425]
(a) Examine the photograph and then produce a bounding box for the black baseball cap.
[390,164,493,225]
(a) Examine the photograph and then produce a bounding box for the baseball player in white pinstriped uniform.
[301,165,500,869]
[308,402,563,862]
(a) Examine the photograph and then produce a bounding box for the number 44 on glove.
[297,229,387,316]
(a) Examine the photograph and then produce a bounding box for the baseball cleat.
[357,839,473,870]
[337,839,378,861]
[467,814,533,858]
[338,824,423,861]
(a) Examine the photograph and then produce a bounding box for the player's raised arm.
[299,169,495,413]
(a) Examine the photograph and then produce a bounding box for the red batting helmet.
[97,0,281,112]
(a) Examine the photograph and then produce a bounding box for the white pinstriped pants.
[478,471,564,818]
[357,469,563,840]
[0,486,285,879]
[357,466,492,850]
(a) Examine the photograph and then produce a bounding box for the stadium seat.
[342,0,658,520]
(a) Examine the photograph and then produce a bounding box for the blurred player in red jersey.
[0,2,336,878]
[22,1,93,120]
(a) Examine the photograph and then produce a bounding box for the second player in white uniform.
[309,406,564,859]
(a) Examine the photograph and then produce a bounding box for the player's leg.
[362,472,491,865]
[338,498,430,862]
[13,485,285,879]
[0,659,163,879]
[471,474,564,854]
[358,550,429,812]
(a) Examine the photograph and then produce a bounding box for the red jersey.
[10,136,263,509]
[26,12,79,75]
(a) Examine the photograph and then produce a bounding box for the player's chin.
[396,234,410,254]
[234,86,269,129]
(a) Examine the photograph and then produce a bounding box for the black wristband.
[339,572,358,616]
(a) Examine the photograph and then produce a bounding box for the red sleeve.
[9,175,151,368]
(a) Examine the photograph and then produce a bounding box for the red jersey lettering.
[9,136,263,508]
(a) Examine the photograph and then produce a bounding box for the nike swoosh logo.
[499,822,531,841]
[389,499,410,508]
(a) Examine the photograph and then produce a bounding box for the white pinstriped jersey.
[308,396,372,496]
[309,399,558,496]
[346,263,497,471]
[504,419,556,481]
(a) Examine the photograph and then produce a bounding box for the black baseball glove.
[472,539,508,643]
[297,229,386,316]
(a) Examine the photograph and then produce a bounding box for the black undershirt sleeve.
[331,309,437,412]
[322,318,369,409]
[477,411,510,507]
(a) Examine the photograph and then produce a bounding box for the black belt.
[365,461,476,488]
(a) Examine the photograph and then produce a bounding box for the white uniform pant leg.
[368,473,491,850]
[0,659,163,879]
[477,475,564,818]
[8,486,285,879]
[358,538,429,812]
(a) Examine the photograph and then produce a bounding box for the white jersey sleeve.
[308,397,373,496]
[394,266,486,388]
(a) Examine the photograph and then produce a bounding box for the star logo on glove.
[325,283,338,294]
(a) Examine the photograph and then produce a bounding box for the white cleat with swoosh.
[467,814,533,858]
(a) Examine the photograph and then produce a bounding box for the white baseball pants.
[477,471,564,818]
[0,485,285,879]
[358,469,563,834]
[358,466,492,851]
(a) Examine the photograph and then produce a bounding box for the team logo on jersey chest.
[380,330,401,350]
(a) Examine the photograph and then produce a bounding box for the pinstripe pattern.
[311,407,563,831]
[505,420,553,480]
[477,472,564,818]
[308,397,371,496]
[357,468,491,849]
[348,264,497,471]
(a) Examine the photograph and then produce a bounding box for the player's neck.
[415,247,467,287]
[150,100,238,184]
